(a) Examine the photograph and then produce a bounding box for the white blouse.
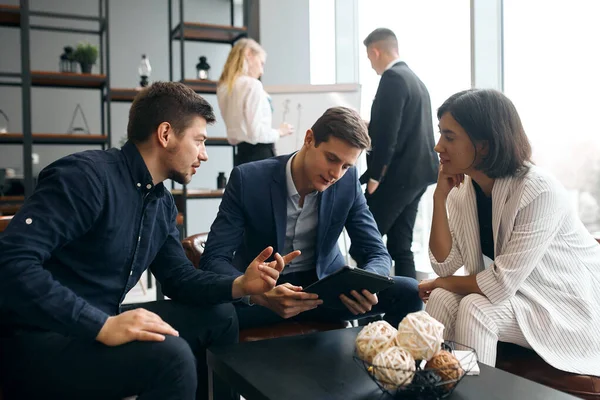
[217,76,279,145]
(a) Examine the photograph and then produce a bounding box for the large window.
[309,0,336,85]
[357,0,471,273]
[504,0,600,234]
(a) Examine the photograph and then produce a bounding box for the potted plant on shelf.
[72,42,98,74]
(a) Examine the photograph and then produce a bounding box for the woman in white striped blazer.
[419,89,600,375]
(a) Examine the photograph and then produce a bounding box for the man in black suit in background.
[358,28,438,279]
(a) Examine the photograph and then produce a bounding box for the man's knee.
[152,336,197,377]
[202,303,239,345]
[169,302,239,346]
[129,336,197,399]
[386,276,423,312]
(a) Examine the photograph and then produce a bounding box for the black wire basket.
[353,342,477,400]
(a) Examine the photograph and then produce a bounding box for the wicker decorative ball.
[425,350,464,390]
[396,311,444,361]
[355,320,397,363]
[370,346,416,389]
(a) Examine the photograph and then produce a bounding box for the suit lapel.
[271,159,289,254]
[316,184,336,264]
[491,176,511,257]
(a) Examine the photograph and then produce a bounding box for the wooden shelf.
[0,205,20,215]
[0,195,23,215]
[0,195,24,204]
[171,22,246,44]
[171,188,224,199]
[0,4,20,27]
[181,79,217,94]
[0,133,109,145]
[109,88,144,102]
[206,137,230,146]
[110,82,217,102]
[31,71,106,89]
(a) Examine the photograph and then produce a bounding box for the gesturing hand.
[233,247,301,297]
[96,308,179,346]
[256,283,323,319]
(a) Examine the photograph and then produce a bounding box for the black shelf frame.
[0,133,109,145]
[167,0,246,239]
[170,22,247,44]
[0,0,111,199]
[0,71,107,89]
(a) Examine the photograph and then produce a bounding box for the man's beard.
[167,169,190,185]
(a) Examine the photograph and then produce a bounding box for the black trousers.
[236,270,422,330]
[366,185,428,279]
[0,301,238,400]
[234,142,275,166]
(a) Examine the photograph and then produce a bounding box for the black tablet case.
[304,266,394,310]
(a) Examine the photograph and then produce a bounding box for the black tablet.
[304,266,394,310]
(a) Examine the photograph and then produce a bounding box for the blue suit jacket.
[199,155,392,279]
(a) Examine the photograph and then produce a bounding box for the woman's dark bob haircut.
[437,89,532,178]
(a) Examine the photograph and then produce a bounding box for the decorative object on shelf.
[281,99,290,124]
[296,102,303,133]
[67,104,91,134]
[138,54,152,87]
[0,109,9,133]
[59,53,69,72]
[59,46,75,73]
[73,42,99,74]
[68,47,78,72]
[196,56,210,80]
[4,168,15,178]
[217,172,227,189]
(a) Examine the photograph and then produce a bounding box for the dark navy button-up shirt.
[0,142,236,340]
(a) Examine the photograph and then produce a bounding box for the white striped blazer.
[430,166,600,375]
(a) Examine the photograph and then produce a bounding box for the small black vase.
[79,63,92,74]
[217,172,227,189]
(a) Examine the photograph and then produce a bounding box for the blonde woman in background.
[217,38,293,166]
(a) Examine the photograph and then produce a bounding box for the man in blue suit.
[200,107,422,329]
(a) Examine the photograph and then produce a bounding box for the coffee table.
[207,327,577,400]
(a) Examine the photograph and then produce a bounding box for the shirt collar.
[384,58,403,72]
[121,141,164,196]
[285,153,299,198]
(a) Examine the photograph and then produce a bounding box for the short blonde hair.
[218,38,266,93]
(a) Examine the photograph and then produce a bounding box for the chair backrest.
[181,233,209,268]
[0,215,13,232]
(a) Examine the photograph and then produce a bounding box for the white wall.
[259,0,311,86]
